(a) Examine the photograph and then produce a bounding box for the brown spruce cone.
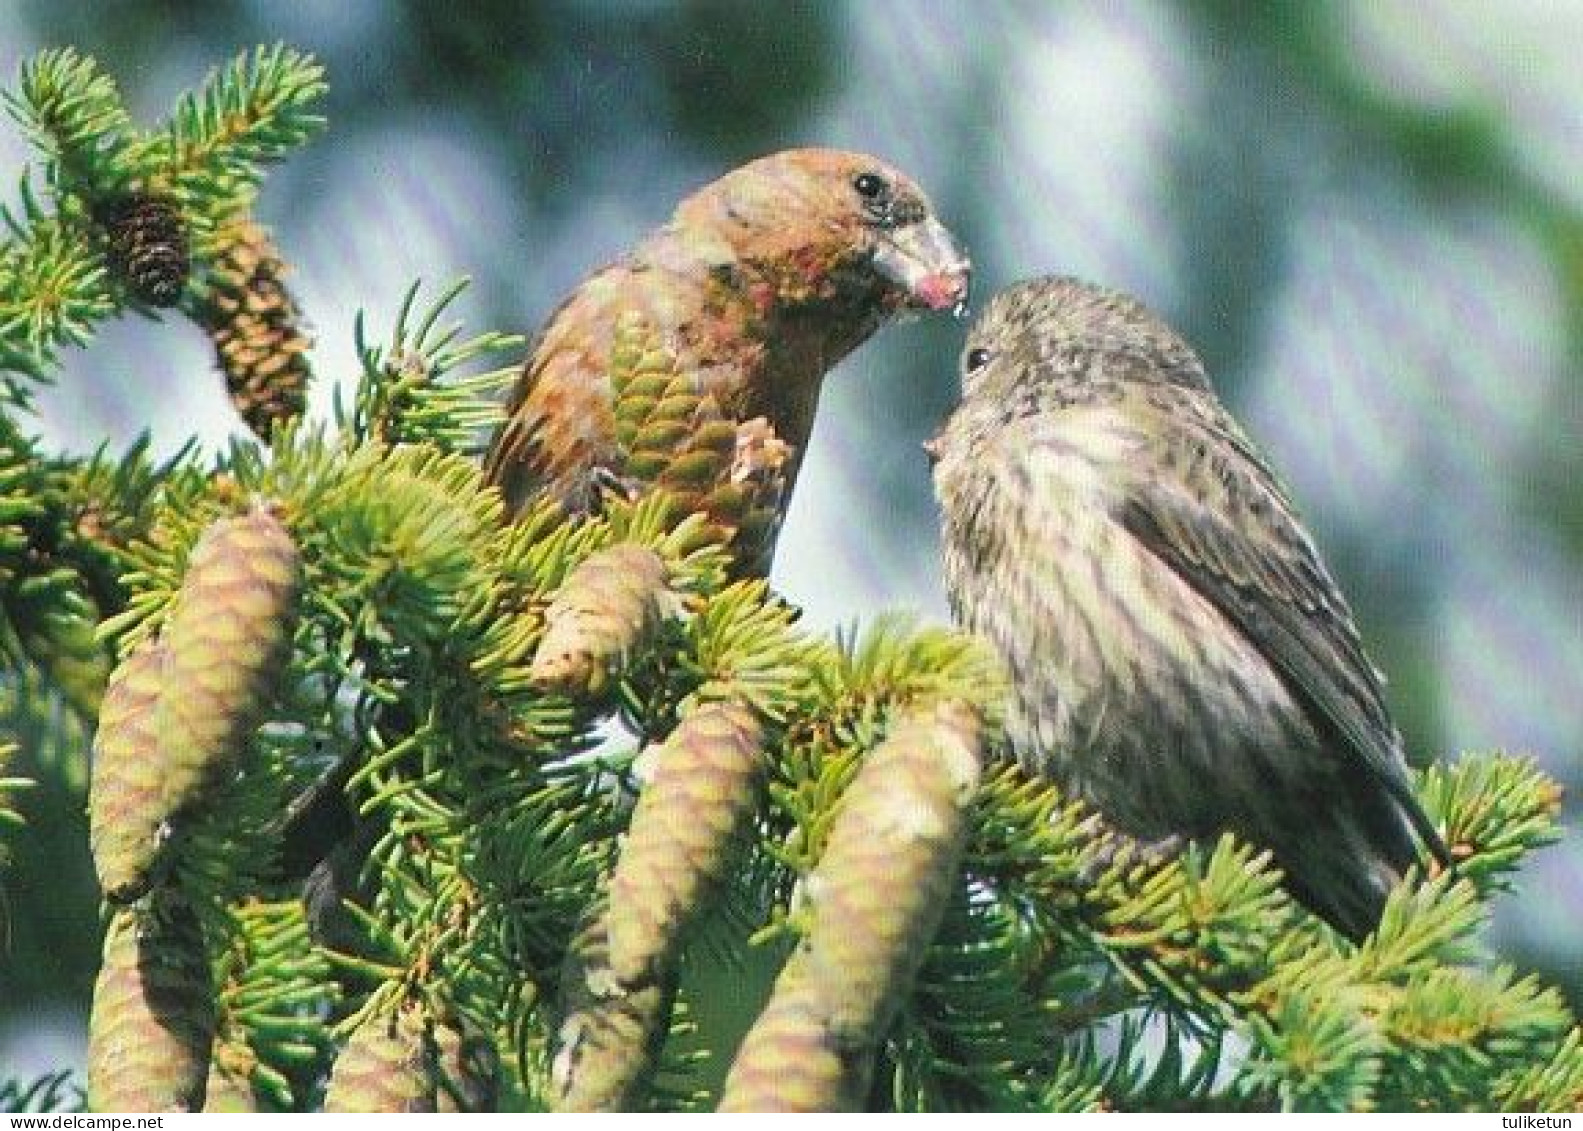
[716,975,853,1113]
[155,505,300,821]
[88,636,171,904]
[323,1003,437,1113]
[528,542,671,696]
[201,1036,259,1113]
[606,697,764,985]
[552,908,674,1112]
[197,216,311,441]
[102,194,190,307]
[717,699,984,1112]
[87,898,215,1113]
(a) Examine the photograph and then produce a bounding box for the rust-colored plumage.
[484,148,969,574]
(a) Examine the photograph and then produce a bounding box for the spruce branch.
[0,1071,81,1115]
[0,739,30,866]
[6,49,134,182]
[1,44,325,389]
[345,278,522,452]
[1418,753,1565,895]
[1495,1027,1583,1111]
[0,206,112,389]
[134,44,327,215]
[207,899,335,1110]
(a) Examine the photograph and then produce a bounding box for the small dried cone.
[552,908,674,1112]
[717,699,984,1112]
[433,1017,500,1113]
[796,698,983,1041]
[198,216,311,440]
[606,698,764,984]
[89,637,170,904]
[103,194,190,307]
[716,975,854,1113]
[323,1003,436,1113]
[529,542,669,695]
[201,1036,259,1113]
[87,899,215,1113]
[156,506,299,820]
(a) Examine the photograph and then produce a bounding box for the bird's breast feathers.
[941,402,1142,515]
[941,405,1299,815]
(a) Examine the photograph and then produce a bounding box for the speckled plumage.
[485,148,969,575]
[931,276,1449,940]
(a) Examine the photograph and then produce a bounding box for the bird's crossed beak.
[872,216,972,317]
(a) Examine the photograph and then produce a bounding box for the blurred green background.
[2,0,1578,1080]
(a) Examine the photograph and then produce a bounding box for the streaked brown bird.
[930,275,1450,941]
[485,147,971,575]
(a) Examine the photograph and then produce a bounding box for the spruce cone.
[87,899,215,1113]
[796,699,983,1041]
[88,636,170,904]
[323,1004,436,1113]
[102,194,189,307]
[606,697,764,985]
[611,312,737,516]
[719,699,984,1111]
[155,506,299,819]
[528,542,670,696]
[198,217,311,440]
[433,1017,500,1113]
[608,310,681,457]
[552,908,674,1112]
[724,416,793,576]
[716,977,852,1113]
[607,312,791,571]
[201,1037,259,1113]
[647,395,738,524]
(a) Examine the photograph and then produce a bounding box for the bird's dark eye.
[965,346,993,373]
[853,172,890,202]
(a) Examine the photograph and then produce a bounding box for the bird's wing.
[1113,395,1447,858]
[483,267,628,516]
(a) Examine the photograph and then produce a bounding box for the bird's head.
[955,275,1208,406]
[672,148,972,323]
